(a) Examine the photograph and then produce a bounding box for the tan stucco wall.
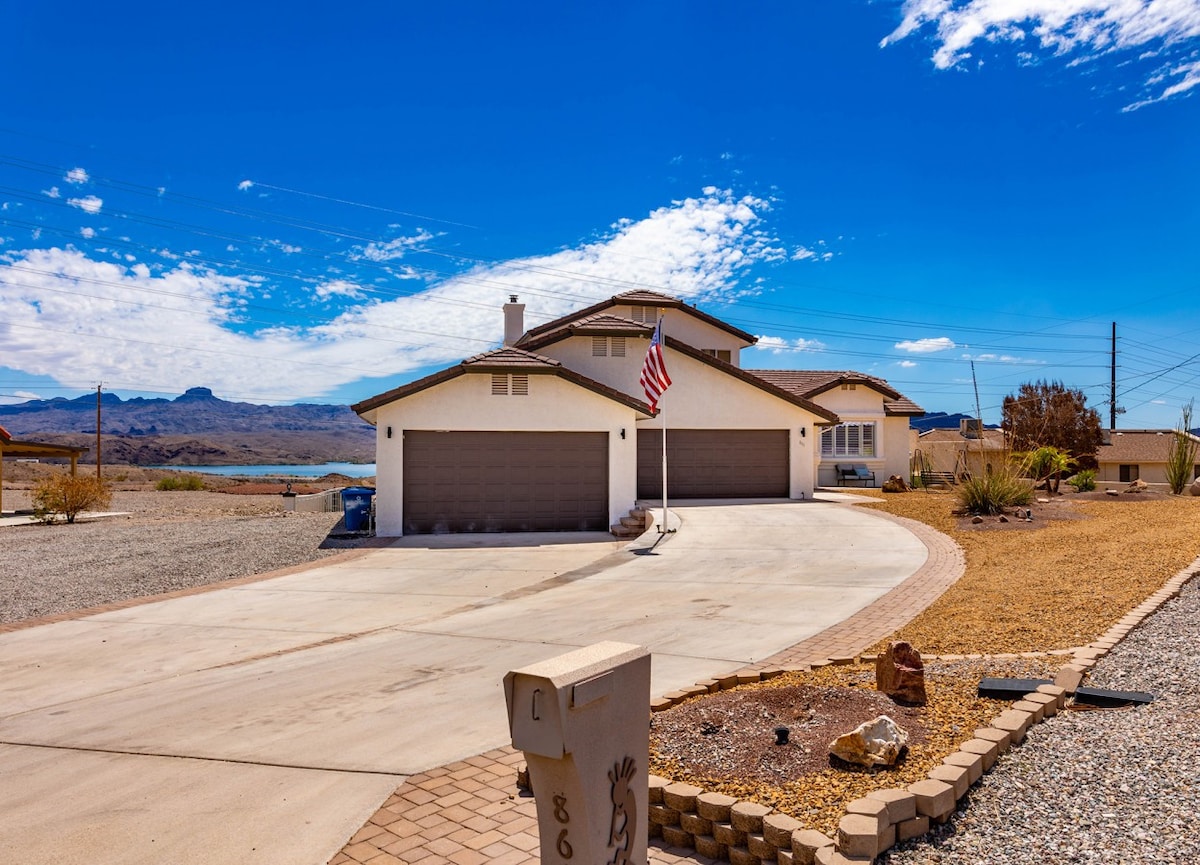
[809,386,910,486]
[371,373,640,537]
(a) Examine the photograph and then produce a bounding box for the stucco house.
[353,291,922,536]
[1096,429,1200,486]
[910,424,1008,483]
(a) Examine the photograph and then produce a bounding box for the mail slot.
[504,641,651,865]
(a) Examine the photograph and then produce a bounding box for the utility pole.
[1110,322,1117,431]
[96,383,102,480]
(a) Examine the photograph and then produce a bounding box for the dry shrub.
[31,474,113,524]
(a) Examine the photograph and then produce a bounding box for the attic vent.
[591,336,626,357]
[592,336,607,356]
[611,337,626,357]
[630,306,654,323]
[841,383,858,391]
[491,373,530,396]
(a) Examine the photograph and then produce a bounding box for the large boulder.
[881,474,910,493]
[829,715,909,767]
[876,641,927,705]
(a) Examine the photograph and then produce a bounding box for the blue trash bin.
[341,486,376,532]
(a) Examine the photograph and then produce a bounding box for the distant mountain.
[910,411,1000,433]
[0,387,375,466]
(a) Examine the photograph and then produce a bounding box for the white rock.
[829,714,909,767]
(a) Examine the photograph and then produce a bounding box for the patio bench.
[836,464,876,486]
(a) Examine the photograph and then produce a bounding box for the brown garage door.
[403,431,608,533]
[637,429,789,498]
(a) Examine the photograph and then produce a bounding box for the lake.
[146,462,377,478]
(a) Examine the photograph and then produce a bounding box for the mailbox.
[504,641,651,865]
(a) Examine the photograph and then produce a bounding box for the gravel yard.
[1,489,366,625]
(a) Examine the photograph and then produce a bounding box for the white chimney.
[503,295,525,347]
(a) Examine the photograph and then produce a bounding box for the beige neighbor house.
[909,423,1008,483]
[1095,429,1200,487]
[353,291,923,537]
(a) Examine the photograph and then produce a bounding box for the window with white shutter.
[820,422,876,457]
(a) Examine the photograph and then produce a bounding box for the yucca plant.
[956,464,1033,515]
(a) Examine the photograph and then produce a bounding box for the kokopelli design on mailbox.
[607,756,638,865]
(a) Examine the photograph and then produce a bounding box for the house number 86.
[553,794,573,859]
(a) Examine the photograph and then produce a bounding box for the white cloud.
[351,229,435,263]
[0,389,42,405]
[882,0,1200,107]
[896,336,957,353]
[80,227,96,239]
[65,167,90,184]
[265,239,301,254]
[42,186,61,199]
[897,360,918,368]
[313,279,364,300]
[67,195,103,215]
[0,190,787,401]
[237,180,254,191]
[961,351,1043,364]
[753,335,827,354]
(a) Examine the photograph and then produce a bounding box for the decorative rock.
[971,515,984,523]
[1190,477,1200,496]
[882,474,910,492]
[876,641,928,704]
[830,714,910,767]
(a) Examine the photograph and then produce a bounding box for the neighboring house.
[0,424,90,514]
[353,291,923,537]
[1095,429,1200,486]
[910,423,1008,482]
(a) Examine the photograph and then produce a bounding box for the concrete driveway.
[0,497,929,865]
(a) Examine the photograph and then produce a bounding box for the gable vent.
[592,336,607,356]
[611,336,626,357]
[491,374,508,395]
[630,306,654,323]
[511,374,529,395]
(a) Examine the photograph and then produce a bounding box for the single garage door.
[637,429,789,499]
[403,431,608,533]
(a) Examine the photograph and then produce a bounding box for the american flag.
[639,318,671,413]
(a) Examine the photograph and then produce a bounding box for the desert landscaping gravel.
[880,577,1200,865]
[1,490,363,624]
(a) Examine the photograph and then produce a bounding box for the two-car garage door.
[637,429,789,498]
[403,431,608,534]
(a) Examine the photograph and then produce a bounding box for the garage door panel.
[404,431,608,534]
[637,429,788,498]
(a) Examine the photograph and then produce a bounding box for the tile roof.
[352,347,653,417]
[517,314,653,351]
[747,369,925,416]
[1098,429,1200,463]
[516,291,756,346]
[917,428,1008,451]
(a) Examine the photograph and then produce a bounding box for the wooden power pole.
[96,384,102,479]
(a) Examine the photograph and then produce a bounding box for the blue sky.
[2,1,1198,427]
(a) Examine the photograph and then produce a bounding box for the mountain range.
[0,387,375,466]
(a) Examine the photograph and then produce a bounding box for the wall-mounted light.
[386,426,393,439]
[800,426,806,438]
[620,428,626,439]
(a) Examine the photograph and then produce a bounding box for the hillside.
[0,387,375,466]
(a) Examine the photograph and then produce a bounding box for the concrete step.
[610,524,641,538]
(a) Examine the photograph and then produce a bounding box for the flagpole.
[661,395,668,533]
